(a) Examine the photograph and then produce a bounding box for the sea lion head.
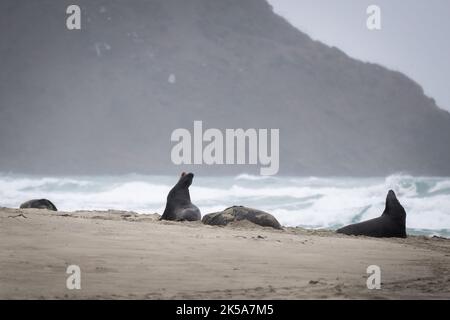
[177,172,194,188]
[384,190,406,220]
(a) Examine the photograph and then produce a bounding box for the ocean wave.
[234,173,276,181]
[1,173,449,236]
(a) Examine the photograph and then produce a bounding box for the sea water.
[1,173,449,237]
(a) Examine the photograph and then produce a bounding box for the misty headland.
[1,0,450,176]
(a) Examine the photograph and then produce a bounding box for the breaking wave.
[1,173,449,237]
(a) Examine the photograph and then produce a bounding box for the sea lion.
[20,199,58,211]
[336,190,406,238]
[202,206,282,230]
[160,172,201,221]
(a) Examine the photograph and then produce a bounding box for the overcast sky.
[268,0,450,112]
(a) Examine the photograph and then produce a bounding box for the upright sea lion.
[20,199,58,211]
[160,172,201,221]
[336,190,406,238]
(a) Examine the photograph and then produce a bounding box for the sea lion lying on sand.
[337,190,406,238]
[202,206,282,230]
[20,199,58,211]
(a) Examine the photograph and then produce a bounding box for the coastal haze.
[1,0,450,301]
[1,0,450,176]
[269,0,450,112]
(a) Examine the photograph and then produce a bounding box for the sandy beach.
[1,207,449,300]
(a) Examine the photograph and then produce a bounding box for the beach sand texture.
[1,208,449,299]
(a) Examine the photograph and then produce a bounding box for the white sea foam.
[1,173,449,236]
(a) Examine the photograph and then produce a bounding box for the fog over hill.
[1,0,450,176]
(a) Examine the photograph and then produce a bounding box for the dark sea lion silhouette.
[337,190,406,238]
[160,172,201,221]
[20,199,58,211]
[202,206,282,230]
